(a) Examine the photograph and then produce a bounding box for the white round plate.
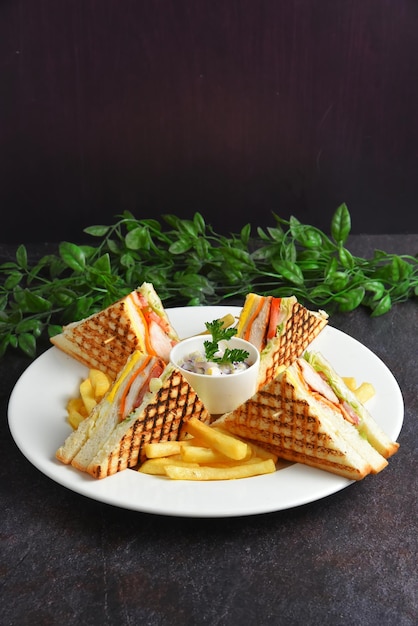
[8,306,404,518]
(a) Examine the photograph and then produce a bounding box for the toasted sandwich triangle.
[50,283,179,380]
[215,364,388,481]
[85,365,210,479]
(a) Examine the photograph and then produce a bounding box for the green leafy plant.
[203,319,249,364]
[0,203,417,359]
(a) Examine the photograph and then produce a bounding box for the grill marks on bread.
[52,300,144,380]
[86,369,210,479]
[215,360,389,481]
[258,302,328,389]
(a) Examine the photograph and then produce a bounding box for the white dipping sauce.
[178,349,249,376]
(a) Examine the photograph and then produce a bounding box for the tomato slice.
[266,297,281,340]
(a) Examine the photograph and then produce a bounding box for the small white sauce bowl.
[170,335,260,415]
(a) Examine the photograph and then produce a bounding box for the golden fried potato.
[143,441,182,458]
[342,376,357,391]
[79,378,97,414]
[164,458,276,481]
[354,381,375,404]
[139,456,199,476]
[182,417,249,460]
[88,368,111,400]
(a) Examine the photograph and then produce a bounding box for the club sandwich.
[50,282,179,380]
[214,351,399,480]
[56,350,210,478]
[235,293,328,389]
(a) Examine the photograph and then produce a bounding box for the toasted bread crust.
[51,299,144,380]
[257,302,328,389]
[86,368,210,479]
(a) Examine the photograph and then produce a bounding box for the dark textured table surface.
[1,235,417,626]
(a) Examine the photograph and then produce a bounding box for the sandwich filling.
[125,286,178,362]
[237,295,294,352]
[116,354,166,421]
[296,357,361,427]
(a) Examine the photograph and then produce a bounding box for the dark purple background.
[1,1,418,243]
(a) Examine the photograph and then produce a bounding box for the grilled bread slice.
[50,282,179,380]
[215,354,395,480]
[235,294,328,389]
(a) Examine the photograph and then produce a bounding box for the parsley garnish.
[203,319,249,364]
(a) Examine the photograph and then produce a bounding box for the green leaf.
[177,219,199,238]
[390,256,413,282]
[48,324,63,337]
[193,237,210,260]
[335,286,365,312]
[22,291,52,313]
[327,271,349,291]
[291,223,323,249]
[270,260,305,285]
[324,256,338,281]
[84,224,111,237]
[16,244,28,269]
[169,238,194,254]
[265,226,284,243]
[16,318,43,336]
[93,253,112,274]
[240,223,251,245]
[338,247,354,270]
[5,271,23,290]
[331,203,351,244]
[106,238,120,254]
[17,332,37,357]
[193,212,206,234]
[125,227,151,250]
[363,280,385,300]
[59,242,86,272]
[371,293,392,317]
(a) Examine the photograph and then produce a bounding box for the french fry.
[67,369,113,429]
[79,378,97,414]
[67,397,88,416]
[212,425,279,463]
[89,368,111,399]
[354,381,375,404]
[181,445,232,465]
[164,458,276,481]
[139,456,199,476]
[144,441,183,458]
[68,409,86,430]
[183,417,249,460]
[343,376,357,391]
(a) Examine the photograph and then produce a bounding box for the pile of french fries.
[66,368,112,429]
[139,416,278,481]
